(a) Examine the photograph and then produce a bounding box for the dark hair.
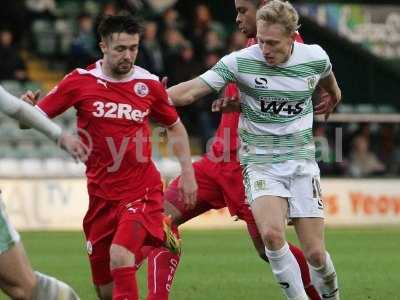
[77,12,92,21]
[98,14,142,40]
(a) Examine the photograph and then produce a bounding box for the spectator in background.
[94,2,119,43]
[137,21,165,76]
[102,2,119,16]
[228,30,247,52]
[166,41,202,86]
[349,134,385,177]
[378,125,400,175]
[189,4,225,58]
[162,28,185,78]
[204,29,225,53]
[0,29,28,81]
[166,41,204,138]
[160,8,183,33]
[0,1,26,45]
[194,50,222,152]
[68,13,98,70]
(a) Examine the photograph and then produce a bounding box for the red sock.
[146,225,181,300]
[146,248,180,300]
[288,243,321,300]
[111,267,138,300]
[305,285,322,300]
[135,246,154,270]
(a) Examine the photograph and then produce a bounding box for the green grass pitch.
[2,228,398,299]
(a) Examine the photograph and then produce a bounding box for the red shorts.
[164,155,259,239]
[83,185,165,285]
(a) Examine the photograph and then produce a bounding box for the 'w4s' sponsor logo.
[260,100,304,115]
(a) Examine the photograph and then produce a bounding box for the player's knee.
[260,227,285,248]
[6,287,28,300]
[95,285,112,300]
[109,245,135,269]
[305,247,325,267]
[6,278,35,300]
[164,201,183,226]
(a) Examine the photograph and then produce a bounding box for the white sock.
[308,252,340,299]
[265,242,308,300]
[33,271,80,300]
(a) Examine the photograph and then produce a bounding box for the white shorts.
[0,193,20,254]
[243,159,324,218]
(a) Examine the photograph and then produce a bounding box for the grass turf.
[1,227,398,299]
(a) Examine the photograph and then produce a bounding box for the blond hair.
[256,0,299,35]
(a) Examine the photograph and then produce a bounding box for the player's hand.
[58,132,90,163]
[178,170,197,210]
[21,89,41,106]
[314,90,340,121]
[19,90,41,129]
[211,96,240,113]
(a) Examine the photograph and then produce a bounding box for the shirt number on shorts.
[312,176,322,199]
[312,176,323,210]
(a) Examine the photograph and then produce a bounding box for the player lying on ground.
[0,86,86,299]
[21,14,197,300]
[166,1,341,299]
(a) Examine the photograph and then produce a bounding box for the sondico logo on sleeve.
[92,101,150,122]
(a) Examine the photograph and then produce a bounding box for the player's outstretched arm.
[165,120,197,209]
[0,86,88,162]
[18,89,41,129]
[314,72,342,120]
[167,77,213,106]
[0,86,62,141]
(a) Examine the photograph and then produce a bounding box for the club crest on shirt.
[134,82,149,97]
[254,179,266,192]
[307,75,317,90]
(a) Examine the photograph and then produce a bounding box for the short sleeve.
[37,72,81,118]
[150,81,179,127]
[199,52,238,93]
[318,47,332,79]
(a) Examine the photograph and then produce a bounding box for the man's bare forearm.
[167,78,213,107]
[166,121,194,173]
[166,120,197,208]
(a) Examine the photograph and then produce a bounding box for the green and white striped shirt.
[200,42,332,164]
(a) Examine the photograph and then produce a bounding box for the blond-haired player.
[168,1,341,299]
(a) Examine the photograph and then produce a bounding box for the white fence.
[1,178,399,230]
